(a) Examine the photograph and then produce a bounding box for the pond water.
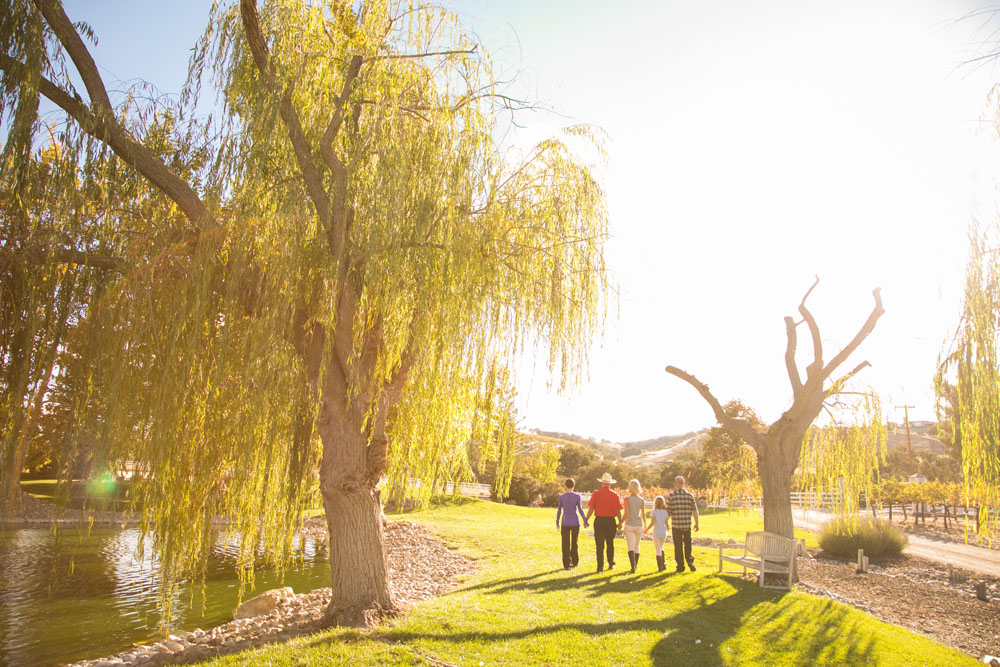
[0,527,330,666]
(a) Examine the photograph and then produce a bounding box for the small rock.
[233,586,295,619]
[162,640,185,653]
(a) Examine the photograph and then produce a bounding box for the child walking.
[622,479,648,574]
[644,495,669,572]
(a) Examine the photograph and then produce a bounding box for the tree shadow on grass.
[295,575,884,666]
[649,589,880,665]
[456,568,567,593]
[452,564,692,600]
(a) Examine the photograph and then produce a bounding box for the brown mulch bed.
[795,550,1000,659]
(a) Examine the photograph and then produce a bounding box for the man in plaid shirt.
[666,475,700,573]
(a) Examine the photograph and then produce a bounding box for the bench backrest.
[745,531,797,559]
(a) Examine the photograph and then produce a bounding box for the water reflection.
[0,528,329,667]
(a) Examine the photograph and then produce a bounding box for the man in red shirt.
[585,472,624,572]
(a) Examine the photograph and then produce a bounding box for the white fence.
[443,481,492,498]
[378,477,492,499]
[789,491,843,508]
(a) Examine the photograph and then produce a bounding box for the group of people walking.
[555,473,700,574]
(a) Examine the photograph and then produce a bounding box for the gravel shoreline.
[67,520,476,667]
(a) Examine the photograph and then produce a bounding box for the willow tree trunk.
[316,369,395,627]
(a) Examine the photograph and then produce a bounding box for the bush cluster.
[818,518,907,558]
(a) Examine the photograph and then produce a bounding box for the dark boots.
[628,551,641,574]
[656,554,666,572]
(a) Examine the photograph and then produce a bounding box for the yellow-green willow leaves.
[797,392,887,518]
[939,222,1000,540]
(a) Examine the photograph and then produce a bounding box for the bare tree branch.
[783,315,802,392]
[820,288,885,383]
[364,47,477,63]
[664,365,762,449]
[798,275,823,378]
[825,360,872,397]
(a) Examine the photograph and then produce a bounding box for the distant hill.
[622,432,709,468]
[618,431,705,458]
[523,427,710,464]
[523,429,622,458]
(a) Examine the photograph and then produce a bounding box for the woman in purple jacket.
[556,478,589,570]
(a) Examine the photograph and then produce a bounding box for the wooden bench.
[718,531,797,591]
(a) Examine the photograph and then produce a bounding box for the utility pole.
[895,405,915,477]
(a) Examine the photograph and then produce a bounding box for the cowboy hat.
[597,472,616,484]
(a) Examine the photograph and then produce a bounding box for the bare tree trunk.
[759,446,796,539]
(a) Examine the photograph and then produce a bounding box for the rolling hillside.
[621,431,709,467]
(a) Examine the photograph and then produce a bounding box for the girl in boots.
[645,495,669,572]
[622,479,648,574]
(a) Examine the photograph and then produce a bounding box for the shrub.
[818,518,908,558]
[539,481,563,508]
[506,474,541,506]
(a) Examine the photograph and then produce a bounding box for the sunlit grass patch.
[204,499,975,666]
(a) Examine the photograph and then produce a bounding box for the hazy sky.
[63,1,1000,441]
[456,0,1000,441]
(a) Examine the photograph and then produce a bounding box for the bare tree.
[666,278,885,538]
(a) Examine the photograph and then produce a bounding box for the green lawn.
[203,499,971,666]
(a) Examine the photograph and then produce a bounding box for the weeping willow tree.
[797,392,887,518]
[937,220,1000,540]
[0,0,609,627]
[666,277,885,538]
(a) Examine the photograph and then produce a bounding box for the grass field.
[201,499,975,666]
